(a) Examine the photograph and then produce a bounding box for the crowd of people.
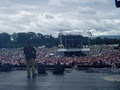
[0,45,120,69]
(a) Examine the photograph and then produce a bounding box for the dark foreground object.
[53,64,65,74]
[1,63,12,71]
[37,63,46,74]
[0,70,120,90]
[115,0,120,8]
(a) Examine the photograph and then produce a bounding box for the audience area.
[0,45,120,69]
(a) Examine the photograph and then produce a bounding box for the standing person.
[24,41,36,78]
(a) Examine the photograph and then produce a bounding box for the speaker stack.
[1,63,12,71]
[53,64,65,74]
[37,63,46,74]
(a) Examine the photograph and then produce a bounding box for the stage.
[56,48,90,57]
[0,69,120,90]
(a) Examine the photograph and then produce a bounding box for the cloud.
[0,0,120,37]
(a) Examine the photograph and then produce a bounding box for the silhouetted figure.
[24,41,36,78]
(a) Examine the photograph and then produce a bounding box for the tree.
[0,33,11,48]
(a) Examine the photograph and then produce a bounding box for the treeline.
[0,32,120,48]
[0,32,59,48]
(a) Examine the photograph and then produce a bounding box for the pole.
[60,31,62,45]
[88,37,90,48]
[87,30,92,48]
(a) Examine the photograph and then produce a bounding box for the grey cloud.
[0,0,120,37]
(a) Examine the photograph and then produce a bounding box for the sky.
[0,0,120,37]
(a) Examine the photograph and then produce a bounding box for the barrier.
[115,62,120,68]
[77,65,111,70]
[87,68,111,73]
[111,69,120,74]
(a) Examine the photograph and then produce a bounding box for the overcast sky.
[0,0,120,37]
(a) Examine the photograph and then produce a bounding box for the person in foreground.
[24,41,36,78]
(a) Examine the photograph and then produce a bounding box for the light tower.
[87,29,92,48]
[58,30,64,48]
[60,30,63,45]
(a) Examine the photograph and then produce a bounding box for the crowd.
[0,45,120,68]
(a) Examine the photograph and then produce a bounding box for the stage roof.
[57,48,90,52]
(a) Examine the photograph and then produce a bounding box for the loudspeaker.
[53,64,65,74]
[37,63,46,74]
[1,63,12,71]
[115,0,120,8]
